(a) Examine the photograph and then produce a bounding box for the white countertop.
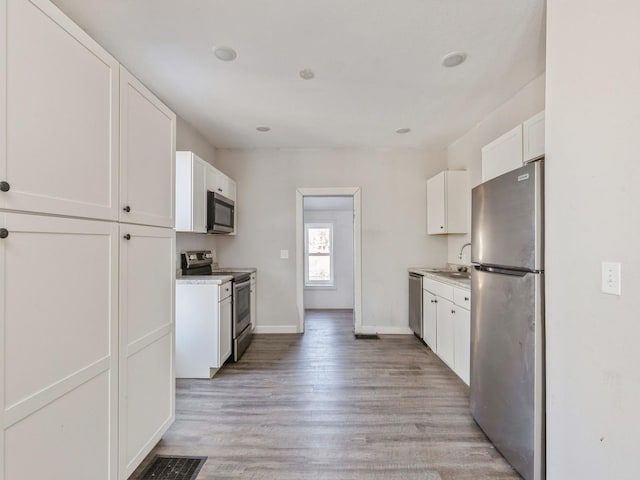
[212,267,257,273]
[408,267,470,289]
[176,274,234,285]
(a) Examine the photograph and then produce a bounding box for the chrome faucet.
[458,242,472,260]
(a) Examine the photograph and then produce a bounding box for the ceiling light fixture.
[213,46,237,62]
[441,51,467,68]
[256,126,271,132]
[396,128,411,134]
[299,69,315,80]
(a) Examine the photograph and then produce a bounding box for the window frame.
[304,222,335,287]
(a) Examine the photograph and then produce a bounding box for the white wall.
[545,2,640,479]
[214,148,448,332]
[446,74,545,264]
[303,208,354,309]
[175,116,217,267]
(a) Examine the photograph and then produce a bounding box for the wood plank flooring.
[131,310,520,480]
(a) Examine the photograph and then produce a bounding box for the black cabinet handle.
[451,309,456,314]
[0,181,10,192]
[123,205,131,212]
[217,188,222,192]
[440,226,444,229]
[0,228,8,239]
[430,300,436,303]
[464,297,469,301]
[123,234,131,240]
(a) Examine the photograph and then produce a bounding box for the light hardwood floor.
[132,310,520,479]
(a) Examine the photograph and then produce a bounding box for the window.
[305,223,334,286]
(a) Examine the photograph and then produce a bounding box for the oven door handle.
[233,279,251,291]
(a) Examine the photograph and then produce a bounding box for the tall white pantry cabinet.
[0,1,176,480]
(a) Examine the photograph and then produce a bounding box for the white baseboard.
[253,325,299,334]
[357,326,414,335]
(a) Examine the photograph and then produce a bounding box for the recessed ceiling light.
[213,46,237,62]
[256,126,271,132]
[396,128,411,134]
[441,51,467,68]
[299,69,315,80]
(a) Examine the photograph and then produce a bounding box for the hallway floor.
[132,310,519,479]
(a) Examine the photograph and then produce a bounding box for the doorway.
[295,187,362,334]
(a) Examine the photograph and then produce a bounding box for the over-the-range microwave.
[207,191,235,234]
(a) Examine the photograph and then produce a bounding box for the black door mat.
[355,333,379,339]
[136,455,207,480]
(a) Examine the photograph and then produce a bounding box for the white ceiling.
[51,0,546,150]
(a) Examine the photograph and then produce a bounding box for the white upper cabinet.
[482,111,546,182]
[0,0,119,221]
[523,111,545,162]
[175,152,207,233]
[426,170,468,235]
[482,125,524,182]
[119,66,176,228]
[206,164,236,202]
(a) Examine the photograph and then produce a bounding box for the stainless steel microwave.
[207,191,235,234]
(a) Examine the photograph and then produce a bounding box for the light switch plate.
[280,249,289,259]
[601,262,621,295]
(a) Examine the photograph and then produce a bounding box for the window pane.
[308,227,331,254]
[308,255,331,282]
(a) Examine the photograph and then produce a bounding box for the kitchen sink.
[438,271,471,280]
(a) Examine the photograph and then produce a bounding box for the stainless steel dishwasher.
[409,272,423,338]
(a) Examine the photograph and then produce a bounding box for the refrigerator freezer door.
[470,267,544,480]
[471,161,544,271]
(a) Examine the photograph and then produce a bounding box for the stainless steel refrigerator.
[470,160,545,480]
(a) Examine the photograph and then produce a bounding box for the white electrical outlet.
[280,249,289,259]
[601,262,621,296]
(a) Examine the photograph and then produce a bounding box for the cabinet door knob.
[440,225,444,229]
[123,234,131,240]
[451,309,456,314]
[464,297,469,301]
[217,188,222,192]
[123,205,131,212]
[430,300,436,303]
[0,228,8,239]
[0,181,10,192]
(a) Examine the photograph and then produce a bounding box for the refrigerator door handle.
[473,265,529,277]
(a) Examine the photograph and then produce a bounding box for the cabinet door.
[0,212,118,480]
[426,172,446,234]
[1,0,119,220]
[192,158,207,233]
[120,66,176,228]
[119,224,175,479]
[482,125,523,182]
[422,290,437,351]
[454,307,471,385]
[523,111,545,162]
[219,296,232,365]
[436,297,455,369]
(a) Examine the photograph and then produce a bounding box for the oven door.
[233,279,251,336]
[207,191,235,234]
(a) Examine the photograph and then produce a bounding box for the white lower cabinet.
[422,289,437,351]
[436,297,456,369]
[219,295,232,364]
[176,280,233,378]
[422,277,471,386]
[453,306,471,385]
[118,224,175,479]
[0,212,119,480]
